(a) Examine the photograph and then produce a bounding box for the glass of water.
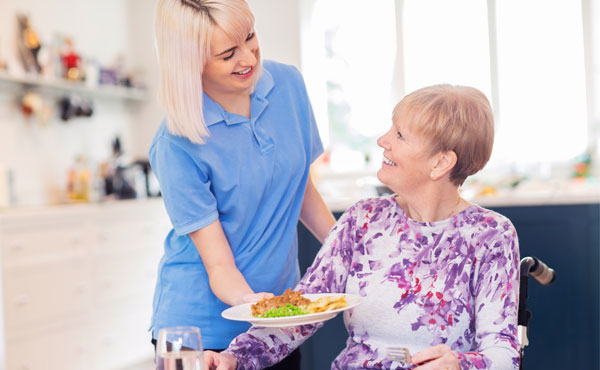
[156,326,203,370]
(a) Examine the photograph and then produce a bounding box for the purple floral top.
[225,196,520,369]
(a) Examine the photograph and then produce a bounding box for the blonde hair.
[155,0,260,143]
[393,84,495,186]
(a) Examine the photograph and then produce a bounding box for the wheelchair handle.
[520,256,556,285]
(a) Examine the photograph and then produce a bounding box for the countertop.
[1,177,598,215]
[315,173,600,212]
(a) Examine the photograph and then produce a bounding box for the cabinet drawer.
[92,248,158,305]
[3,257,92,332]
[6,319,92,370]
[1,228,87,265]
[93,216,170,257]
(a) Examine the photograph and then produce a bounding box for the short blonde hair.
[155,0,261,143]
[393,84,494,186]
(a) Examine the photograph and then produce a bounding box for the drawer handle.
[15,294,30,306]
[76,344,89,352]
[75,282,88,294]
[10,241,25,251]
[101,280,113,289]
[98,231,111,241]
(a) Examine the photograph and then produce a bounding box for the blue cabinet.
[298,203,600,370]
[492,203,599,370]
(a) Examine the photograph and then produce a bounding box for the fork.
[386,347,412,366]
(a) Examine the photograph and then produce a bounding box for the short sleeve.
[306,97,324,165]
[290,65,324,165]
[149,136,218,235]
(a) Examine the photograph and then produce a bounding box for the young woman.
[206,85,520,370]
[149,1,335,368]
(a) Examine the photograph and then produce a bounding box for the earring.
[430,172,435,180]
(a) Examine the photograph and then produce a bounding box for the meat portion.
[251,289,311,317]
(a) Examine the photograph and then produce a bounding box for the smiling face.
[376,111,435,194]
[202,26,260,101]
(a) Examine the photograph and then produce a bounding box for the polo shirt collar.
[203,66,274,127]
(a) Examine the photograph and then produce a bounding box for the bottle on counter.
[67,155,91,203]
[0,163,13,209]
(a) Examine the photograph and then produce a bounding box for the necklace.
[400,195,463,222]
[444,196,463,220]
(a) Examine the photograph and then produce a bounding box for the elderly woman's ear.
[429,150,457,181]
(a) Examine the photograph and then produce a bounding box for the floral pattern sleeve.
[223,206,357,369]
[456,220,521,369]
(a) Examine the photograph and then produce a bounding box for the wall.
[0,0,302,208]
[0,0,142,207]
[248,0,301,67]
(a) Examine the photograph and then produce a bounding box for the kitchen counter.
[0,197,165,216]
[2,173,598,214]
[315,173,600,212]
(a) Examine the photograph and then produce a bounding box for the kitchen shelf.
[0,70,147,101]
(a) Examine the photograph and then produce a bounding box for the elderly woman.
[205,84,520,370]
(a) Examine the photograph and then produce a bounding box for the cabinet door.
[90,298,155,370]
[89,201,168,369]
[92,244,158,306]
[491,204,599,370]
[3,255,93,334]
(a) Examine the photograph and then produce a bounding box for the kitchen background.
[0,0,598,370]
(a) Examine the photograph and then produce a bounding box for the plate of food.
[222,289,363,327]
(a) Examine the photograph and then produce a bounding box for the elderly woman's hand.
[204,350,237,370]
[411,344,459,370]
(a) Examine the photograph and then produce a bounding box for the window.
[302,0,593,177]
[403,0,491,98]
[493,0,587,166]
[304,0,397,172]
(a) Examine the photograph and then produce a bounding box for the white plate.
[222,293,363,327]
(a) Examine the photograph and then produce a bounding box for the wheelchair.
[518,256,556,370]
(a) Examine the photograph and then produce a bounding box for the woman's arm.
[450,223,522,370]
[461,227,521,370]
[468,224,520,370]
[190,219,272,307]
[299,175,336,243]
[412,222,521,370]
[220,204,359,370]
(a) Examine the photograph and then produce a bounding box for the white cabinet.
[0,199,170,370]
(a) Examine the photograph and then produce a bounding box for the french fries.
[305,295,347,313]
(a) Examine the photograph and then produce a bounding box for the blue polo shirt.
[148,60,323,349]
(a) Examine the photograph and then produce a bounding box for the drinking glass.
[156,326,203,370]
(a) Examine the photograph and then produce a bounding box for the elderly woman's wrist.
[221,348,240,370]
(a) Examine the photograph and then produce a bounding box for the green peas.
[259,303,308,318]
